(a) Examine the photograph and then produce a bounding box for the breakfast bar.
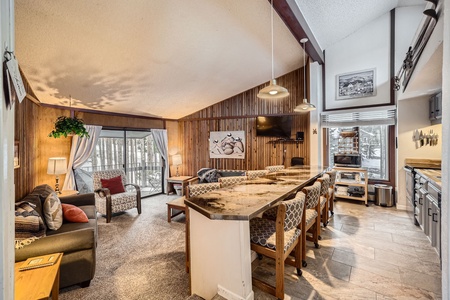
[185,166,327,300]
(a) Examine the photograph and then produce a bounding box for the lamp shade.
[47,157,67,175]
[172,154,182,166]
[294,98,316,112]
[257,79,290,99]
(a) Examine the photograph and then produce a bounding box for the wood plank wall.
[178,67,310,176]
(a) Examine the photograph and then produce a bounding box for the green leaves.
[48,116,90,138]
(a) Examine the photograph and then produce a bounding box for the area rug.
[60,194,190,300]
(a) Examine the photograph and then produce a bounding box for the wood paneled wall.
[178,68,310,176]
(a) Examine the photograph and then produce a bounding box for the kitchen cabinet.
[333,167,368,206]
[429,92,442,125]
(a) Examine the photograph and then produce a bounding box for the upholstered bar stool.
[326,170,337,216]
[265,165,285,173]
[186,182,221,198]
[246,169,269,180]
[250,192,305,299]
[317,174,331,239]
[301,182,321,267]
[218,175,247,187]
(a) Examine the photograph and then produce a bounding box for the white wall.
[0,0,15,298]
[309,61,322,166]
[396,97,442,209]
[325,12,391,110]
[441,0,449,297]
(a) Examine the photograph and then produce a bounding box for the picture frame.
[209,131,245,159]
[336,68,376,100]
[14,141,20,169]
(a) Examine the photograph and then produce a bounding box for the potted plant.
[48,116,90,138]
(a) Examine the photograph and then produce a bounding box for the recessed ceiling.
[15,0,304,119]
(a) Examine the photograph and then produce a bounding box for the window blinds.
[321,106,396,128]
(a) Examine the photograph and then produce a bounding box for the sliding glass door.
[76,129,163,197]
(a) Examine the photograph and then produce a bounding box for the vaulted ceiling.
[15,0,425,119]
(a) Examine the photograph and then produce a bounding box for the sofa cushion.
[14,201,46,249]
[43,192,63,230]
[62,204,89,223]
[30,184,56,203]
[217,170,246,177]
[101,175,125,195]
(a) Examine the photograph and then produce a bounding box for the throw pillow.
[61,204,89,223]
[43,192,63,230]
[15,201,46,249]
[101,175,125,195]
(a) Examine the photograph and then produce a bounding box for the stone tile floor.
[239,200,442,300]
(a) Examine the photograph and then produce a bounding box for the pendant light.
[257,0,289,99]
[294,38,316,112]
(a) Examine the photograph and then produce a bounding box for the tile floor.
[246,200,442,300]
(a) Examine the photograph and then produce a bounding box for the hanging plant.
[48,116,90,138]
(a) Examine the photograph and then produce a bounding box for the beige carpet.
[60,194,190,300]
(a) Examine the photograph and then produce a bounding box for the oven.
[334,154,361,168]
[404,166,418,225]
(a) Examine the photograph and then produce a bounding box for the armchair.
[93,169,141,223]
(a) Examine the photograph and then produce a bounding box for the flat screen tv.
[256,116,292,139]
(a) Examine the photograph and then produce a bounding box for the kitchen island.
[185,166,327,300]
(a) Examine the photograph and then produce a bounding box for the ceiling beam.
[270,0,324,64]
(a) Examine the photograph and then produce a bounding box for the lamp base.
[55,176,61,194]
[175,166,180,177]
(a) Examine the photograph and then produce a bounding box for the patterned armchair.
[265,165,285,173]
[250,192,305,299]
[246,169,269,180]
[93,169,141,223]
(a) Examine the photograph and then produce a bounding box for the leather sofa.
[15,184,97,288]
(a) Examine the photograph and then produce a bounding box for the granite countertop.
[415,168,441,189]
[185,165,327,220]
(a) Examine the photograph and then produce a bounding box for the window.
[76,129,163,197]
[328,125,389,180]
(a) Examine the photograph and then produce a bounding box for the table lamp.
[172,154,182,177]
[47,157,67,194]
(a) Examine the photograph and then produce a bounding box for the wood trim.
[390,9,396,106]
[270,0,324,64]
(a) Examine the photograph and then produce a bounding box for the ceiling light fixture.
[294,38,316,112]
[257,0,289,99]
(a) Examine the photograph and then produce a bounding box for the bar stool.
[250,192,305,299]
[301,182,321,267]
[246,169,269,180]
[326,170,337,216]
[187,182,221,198]
[265,165,285,173]
[317,174,331,240]
[218,175,247,187]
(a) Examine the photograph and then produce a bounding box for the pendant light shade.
[294,38,316,112]
[257,0,289,100]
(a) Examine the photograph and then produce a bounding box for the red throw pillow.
[61,204,89,223]
[101,175,125,195]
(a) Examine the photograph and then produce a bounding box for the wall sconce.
[172,154,182,177]
[47,157,67,194]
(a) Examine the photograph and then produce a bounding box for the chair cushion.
[305,209,318,228]
[101,175,126,195]
[250,217,301,252]
[62,204,89,223]
[43,192,63,230]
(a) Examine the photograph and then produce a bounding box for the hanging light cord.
[303,43,306,100]
[271,0,274,80]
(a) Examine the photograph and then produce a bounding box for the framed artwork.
[14,141,20,169]
[209,131,245,159]
[336,68,376,100]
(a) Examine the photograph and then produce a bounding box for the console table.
[185,166,326,299]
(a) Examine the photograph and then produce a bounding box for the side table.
[15,252,63,300]
[167,176,194,196]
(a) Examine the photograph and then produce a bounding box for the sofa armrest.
[60,193,95,206]
[15,228,95,262]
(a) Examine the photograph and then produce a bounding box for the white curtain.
[152,129,169,193]
[63,125,102,191]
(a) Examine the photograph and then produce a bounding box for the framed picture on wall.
[336,68,376,100]
[209,131,245,159]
